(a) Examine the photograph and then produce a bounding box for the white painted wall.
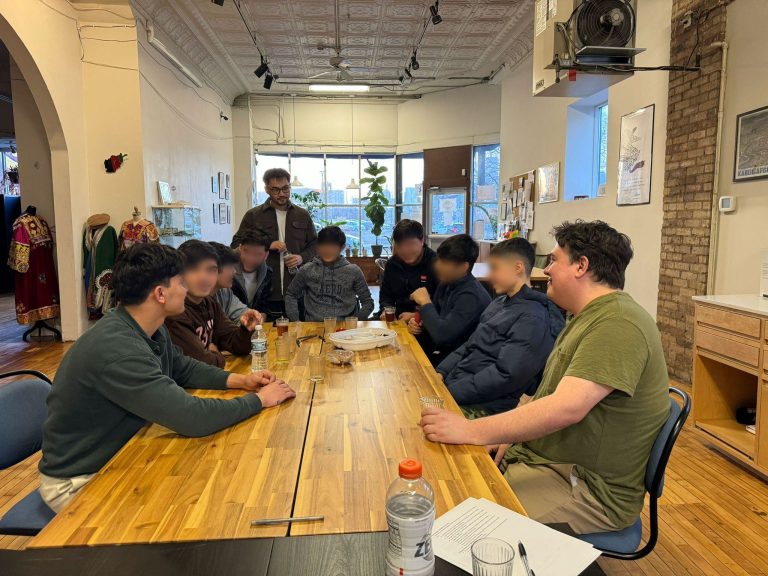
[10,58,55,232]
[499,0,672,317]
[712,0,768,294]
[137,19,235,244]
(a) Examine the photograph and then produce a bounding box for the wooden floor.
[0,309,767,574]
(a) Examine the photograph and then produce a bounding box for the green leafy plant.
[470,202,498,239]
[291,189,347,230]
[360,160,389,246]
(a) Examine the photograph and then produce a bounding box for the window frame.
[395,152,424,223]
[470,143,501,241]
[593,101,609,198]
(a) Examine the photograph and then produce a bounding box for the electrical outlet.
[681,10,693,29]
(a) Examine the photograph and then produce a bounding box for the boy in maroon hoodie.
[166,240,260,367]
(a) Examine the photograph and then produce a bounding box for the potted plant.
[361,160,389,258]
[292,189,347,231]
[6,166,18,185]
[350,238,359,257]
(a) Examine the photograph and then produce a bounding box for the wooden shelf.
[697,418,755,458]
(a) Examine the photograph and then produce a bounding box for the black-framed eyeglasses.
[268,185,292,195]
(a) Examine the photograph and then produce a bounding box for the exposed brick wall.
[657,0,729,383]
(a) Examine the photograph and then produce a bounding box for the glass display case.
[151,205,202,248]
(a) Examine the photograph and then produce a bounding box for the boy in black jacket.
[379,219,438,322]
[231,229,273,317]
[436,238,564,417]
[407,234,491,366]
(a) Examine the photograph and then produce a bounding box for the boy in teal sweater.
[38,243,295,513]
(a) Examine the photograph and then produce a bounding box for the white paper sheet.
[432,498,601,576]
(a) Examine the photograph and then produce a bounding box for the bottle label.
[385,512,435,576]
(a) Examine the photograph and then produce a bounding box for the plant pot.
[345,248,351,257]
[351,249,359,257]
[371,244,383,258]
[7,172,18,184]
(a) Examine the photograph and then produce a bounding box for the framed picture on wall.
[211,176,218,196]
[226,173,231,189]
[617,104,655,206]
[734,105,768,182]
[225,188,230,201]
[536,162,559,204]
[212,203,218,224]
[227,205,231,224]
[218,172,226,196]
[218,203,227,224]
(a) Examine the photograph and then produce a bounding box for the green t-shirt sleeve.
[564,318,649,397]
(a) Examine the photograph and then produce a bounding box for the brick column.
[656,0,728,382]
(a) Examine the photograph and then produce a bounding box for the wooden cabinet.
[692,296,768,477]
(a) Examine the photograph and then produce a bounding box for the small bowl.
[327,349,354,365]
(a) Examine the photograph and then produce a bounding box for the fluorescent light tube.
[308,84,370,93]
[147,23,203,88]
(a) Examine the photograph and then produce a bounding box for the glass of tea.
[384,306,396,323]
[275,317,289,336]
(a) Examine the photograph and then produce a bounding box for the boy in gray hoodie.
[285,226,374,322]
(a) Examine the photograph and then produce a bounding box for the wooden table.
[30,322,524,548]
[472,263,548,284]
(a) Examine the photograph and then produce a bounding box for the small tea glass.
[309,354,325,383]
[384,306,396,323]
[275,317,289,336]
[274,336,291,365]
[345,316,358,330]
[323,317,337,334]
[471,538,515,576]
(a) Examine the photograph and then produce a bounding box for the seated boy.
[231,229,273,317]
[407,234,491,366]
[285,226,374,322]
[379,219,438,322]
[165,240,260,367]
[436,238,564,417]
[38,243,295,512]
[210,241,264,325]
[421,221,670,535]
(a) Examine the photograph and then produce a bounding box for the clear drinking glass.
[309,354,325,383]
[275,317,289,336]
[419,396,445,412]
[274,336,291,365]
[345,316,358,330]
[384,306,396,323]
[471,538,515,576]
[323,317,337,334]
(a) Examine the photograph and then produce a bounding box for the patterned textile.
[118,219,160,252]
[83,224,118,319]
[7,213,60,324]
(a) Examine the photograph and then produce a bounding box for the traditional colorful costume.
[7,212,60,324]
[118,218,160,252]
[83,217,118,319]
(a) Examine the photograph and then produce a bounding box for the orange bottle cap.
[399,458,422,479]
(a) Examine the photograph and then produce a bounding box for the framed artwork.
[212,203,218,224]
[536,162,559,204]
[218,203,227,224]
[219,185,227,200]
[218,172,225,196]
[226,173,231,189]
[734,105,768,182]
[226,205,231,224]
[211,176,219,196]
[617,104,654,206]
[225,188,230,201]
[157,181,172,205]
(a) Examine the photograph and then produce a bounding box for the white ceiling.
[132,0,534,100]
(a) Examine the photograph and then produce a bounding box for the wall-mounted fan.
[573,0,635,49]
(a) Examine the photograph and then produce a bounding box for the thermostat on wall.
[718,196,736,213]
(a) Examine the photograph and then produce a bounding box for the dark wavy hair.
[437,234,479,271]
[552,220,633,289]
[113,243,185,306]
[209,241,239,266]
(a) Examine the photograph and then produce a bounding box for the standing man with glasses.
[233,168,317,320]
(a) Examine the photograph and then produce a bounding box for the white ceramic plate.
[328,327,397,351]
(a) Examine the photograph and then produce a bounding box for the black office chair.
[0,370,56,536]
[577,387,691,560]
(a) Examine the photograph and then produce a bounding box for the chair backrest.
[0,375,52,469]
[645,387,690,499]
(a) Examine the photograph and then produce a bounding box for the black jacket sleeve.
[253,266,273,312]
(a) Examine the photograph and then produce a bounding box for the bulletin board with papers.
[497,170,535,241]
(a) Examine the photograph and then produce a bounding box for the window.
[470,144,500,240]
[564,90,609,201]
[397,153,424,224]
[595,102,609,196]
[254,153,401,252]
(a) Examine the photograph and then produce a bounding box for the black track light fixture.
[211,0,225,6]
[263,72,274,90]
[404,66,413,79]
[255,58,269,78]
[410,53,420,71]
[430,1,442,25]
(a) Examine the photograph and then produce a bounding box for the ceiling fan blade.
[339,68,353,81]
[308,70,333,79]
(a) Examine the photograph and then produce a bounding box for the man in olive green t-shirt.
[421,220,669,534]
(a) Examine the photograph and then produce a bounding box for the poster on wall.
[734,105,768,182]
[617,104,655,206]
[536,162,559,204]
[218,203,227,224]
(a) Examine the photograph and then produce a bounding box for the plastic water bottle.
[385,459,436,576]
[251,325,268,372]
[281,248,299,275]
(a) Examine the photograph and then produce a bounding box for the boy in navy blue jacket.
[407,234,491,366]
[436,238,564,417]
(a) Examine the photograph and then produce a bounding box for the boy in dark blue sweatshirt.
[407,234,491,366]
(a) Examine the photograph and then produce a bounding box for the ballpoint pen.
[251,515,324,526]
[518,541,533,576]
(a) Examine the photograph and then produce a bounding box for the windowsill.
[564,195,605,203]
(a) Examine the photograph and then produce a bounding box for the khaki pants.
[38,472,95,513]
[502,462,617,534]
